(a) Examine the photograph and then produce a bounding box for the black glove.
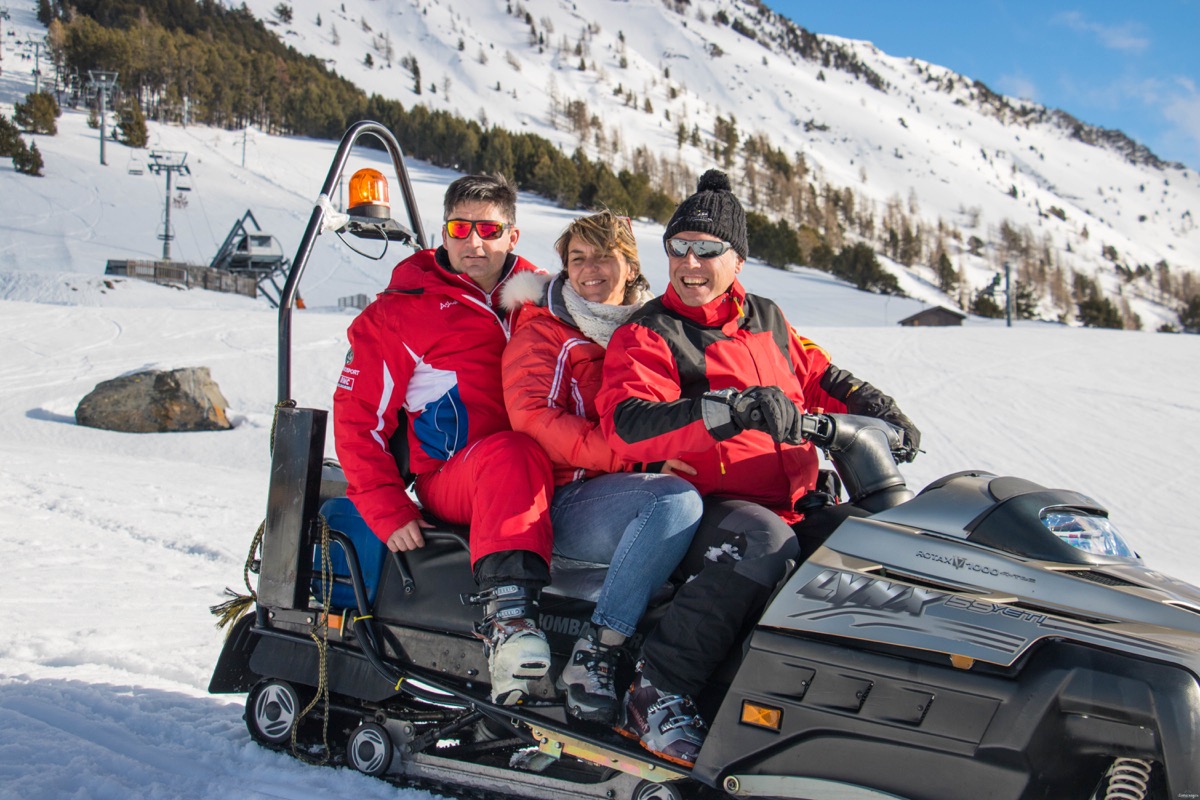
[701,386,800,444]
[821,365,921,461]
[880,406,921,461]
[845,385,921,461]
[738,386,802,443]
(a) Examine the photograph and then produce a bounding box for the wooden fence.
[105,260,259,299]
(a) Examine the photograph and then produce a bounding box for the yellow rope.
[208,520,263,632]
[291,513,333,764]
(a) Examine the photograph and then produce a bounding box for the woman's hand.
[661,458,697,477]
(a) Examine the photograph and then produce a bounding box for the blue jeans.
[550,472,703,638]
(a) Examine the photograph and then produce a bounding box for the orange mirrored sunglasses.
[445,219,508,240]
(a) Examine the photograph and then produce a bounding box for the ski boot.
[617,662,707,767]
[467,584,551,705]
[558,630,621,723]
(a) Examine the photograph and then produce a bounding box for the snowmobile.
[208,121,1200,800]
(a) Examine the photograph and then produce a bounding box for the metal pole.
[242,126,247,168]
[162,169,173,261]
[277,121,428,402]
[1005,262,1013,328]
[90,70,118,165]
[98,87,107,166]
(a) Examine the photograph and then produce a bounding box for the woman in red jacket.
[502,211,703,725]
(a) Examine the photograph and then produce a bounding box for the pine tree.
[830,243,902,295]
[13,140,45,176]
[1076,293,1123,329]
[14,92,61,135]
[1177,295,1200,334]
[1013,281,1039,320]
[117,97,148,148]
[971,287,1004,318]
[935,251,958,295]
[0,116,22,157]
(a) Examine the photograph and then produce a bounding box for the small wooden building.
[898,306,967,327]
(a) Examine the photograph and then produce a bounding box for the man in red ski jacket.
[333,174,555,705]
[596,170,920,765]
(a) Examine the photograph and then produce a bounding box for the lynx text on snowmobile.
[209,122,1200,800]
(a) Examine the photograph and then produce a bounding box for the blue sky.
[763,1,1200,171]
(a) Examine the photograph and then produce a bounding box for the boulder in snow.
[75,367,232,433]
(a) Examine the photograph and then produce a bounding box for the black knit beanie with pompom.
[663,169,748,259]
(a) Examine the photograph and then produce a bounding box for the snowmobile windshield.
[1040,509,1138,559]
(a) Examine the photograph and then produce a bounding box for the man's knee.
[680,499,797,585]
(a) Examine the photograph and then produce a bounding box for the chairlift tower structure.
[147,150,190,261]
[29,40,41,94]
[87,70,118,166]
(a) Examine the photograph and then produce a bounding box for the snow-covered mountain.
[3,0,1199,328]
[222,0,1200,329]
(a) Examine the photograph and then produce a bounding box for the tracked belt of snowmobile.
[378,763,542,800]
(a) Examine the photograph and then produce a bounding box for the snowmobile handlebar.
[796,413,916,512]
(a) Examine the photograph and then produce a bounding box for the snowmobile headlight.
[348,168,391,219]
[1040,509,1138,559]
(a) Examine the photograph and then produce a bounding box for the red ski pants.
[414,430,554,568]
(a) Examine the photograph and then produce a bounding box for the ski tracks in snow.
[0,677,420,800]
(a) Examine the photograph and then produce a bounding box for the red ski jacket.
[502,272,629,487]
[597,279,846,522]
[333,247,543,540]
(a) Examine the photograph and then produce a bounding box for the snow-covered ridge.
[230,0,1198,328]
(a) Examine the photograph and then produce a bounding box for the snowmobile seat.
[313,497,389,609]
[314,493,666,609]
[546,557,675,606]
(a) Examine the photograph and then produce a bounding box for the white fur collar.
[500,270,553,313]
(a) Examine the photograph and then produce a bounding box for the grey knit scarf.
[559,280,653,347]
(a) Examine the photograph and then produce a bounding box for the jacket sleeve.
[503,315,625,475]
[788,329,849,414]
[597,323,718,461]
[332,304,424,542]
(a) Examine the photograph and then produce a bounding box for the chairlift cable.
[182,170,220,252]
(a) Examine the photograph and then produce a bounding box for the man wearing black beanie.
[596,169,920,766]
